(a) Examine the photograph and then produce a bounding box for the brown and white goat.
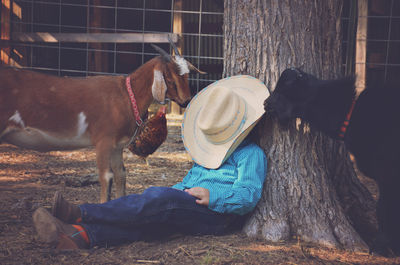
[0,43,204,202]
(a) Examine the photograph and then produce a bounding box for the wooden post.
[88,0,109,73]
[1,0,11,65]
[171,0,183,115]
[355,0,368,95]
[1,1,25,67]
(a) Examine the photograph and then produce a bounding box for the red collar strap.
[339,99,356,139]
[125,76,143,127]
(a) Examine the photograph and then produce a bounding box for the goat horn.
[168,34,181,57]
[187,61,207,75]
[151,44,172,61]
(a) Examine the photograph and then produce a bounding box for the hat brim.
[182,75,269,169]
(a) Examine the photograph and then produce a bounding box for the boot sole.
[32,207,60,244]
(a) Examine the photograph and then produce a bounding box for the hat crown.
[197,86,246,144]
[182,75,269,168]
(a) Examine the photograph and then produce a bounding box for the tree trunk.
[223,0,377,252]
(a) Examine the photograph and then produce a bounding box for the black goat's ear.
[289,67,303,78]
[151,44,172,62]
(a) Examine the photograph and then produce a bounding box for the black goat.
[264,68,400,256]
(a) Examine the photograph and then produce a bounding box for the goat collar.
[125,76,143,127]
[338,99,356,139]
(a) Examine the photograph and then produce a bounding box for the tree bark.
[223,0,377,252]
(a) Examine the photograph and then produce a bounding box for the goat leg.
[95,140,114,203]
[110,147,127,199]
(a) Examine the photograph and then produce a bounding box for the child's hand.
[185,187,210,206]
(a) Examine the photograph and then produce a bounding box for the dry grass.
[0,124,399,264]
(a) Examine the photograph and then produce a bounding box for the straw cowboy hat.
[182,75,270,169]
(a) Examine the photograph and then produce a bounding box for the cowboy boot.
[33,207,89,249]
[52,191,81,223]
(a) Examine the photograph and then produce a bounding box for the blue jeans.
[79,187,244,247]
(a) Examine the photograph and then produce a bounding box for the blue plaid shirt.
[172,140,267,215]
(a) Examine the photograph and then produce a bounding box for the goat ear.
[152,70,167,104]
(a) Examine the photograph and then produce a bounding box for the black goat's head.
[264,67,318,124]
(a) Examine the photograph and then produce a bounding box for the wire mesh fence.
[5,0,224,94]
[1,0,399,93]
[363,0,400,86]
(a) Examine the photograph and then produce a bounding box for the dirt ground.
[1,122,399,265]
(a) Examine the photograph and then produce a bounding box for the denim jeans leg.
[80,222,143,248]
[78,187,241,247]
